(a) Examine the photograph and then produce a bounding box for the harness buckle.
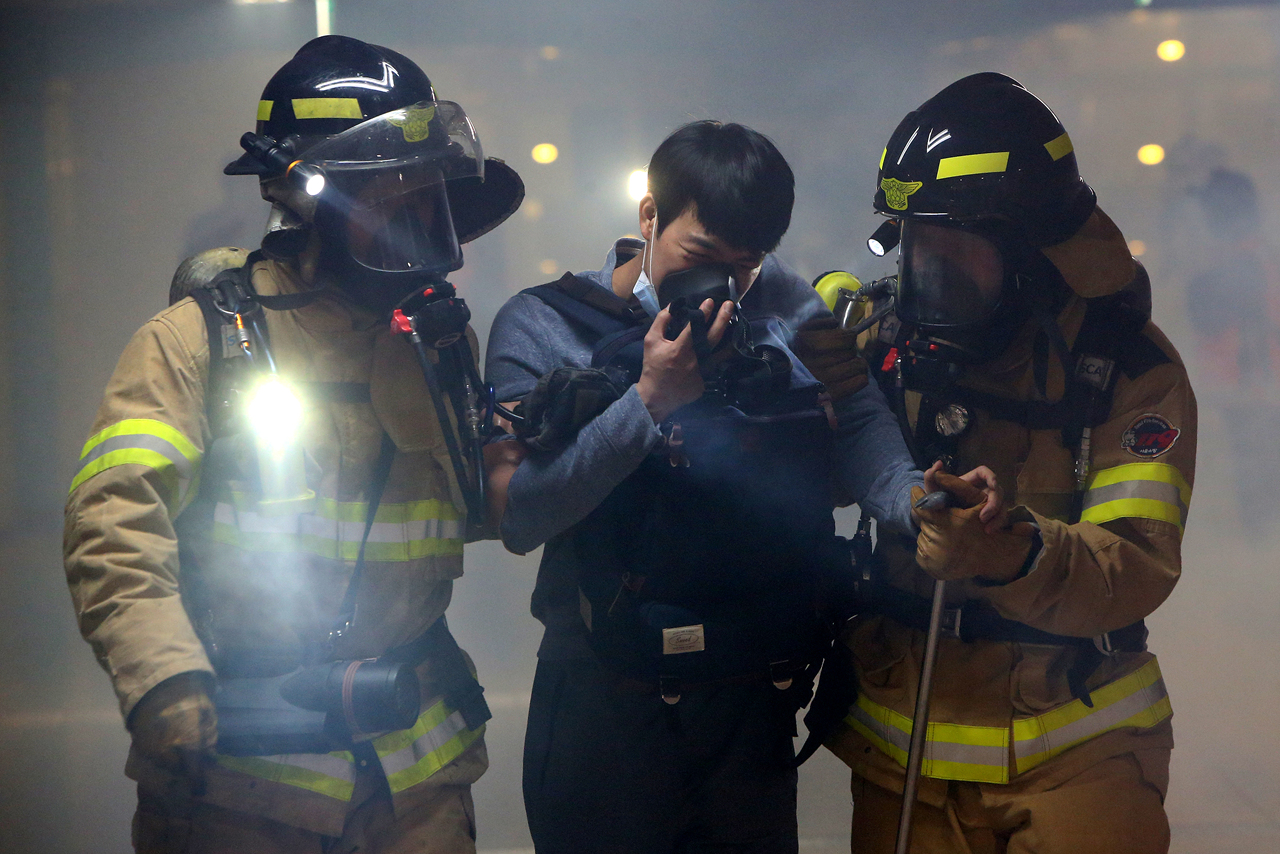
[659,676,681,705]
[769,660,794,691]
[941,605,963,640]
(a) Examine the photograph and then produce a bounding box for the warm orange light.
[1157,40,1185,62]
[1137,144,1165,166]
[531,143,559,164]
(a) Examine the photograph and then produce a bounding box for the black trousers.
[522,657,800,854]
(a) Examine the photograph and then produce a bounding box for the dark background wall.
[1,2,1278,851]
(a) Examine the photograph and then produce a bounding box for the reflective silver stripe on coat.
[1081,479,1189,526]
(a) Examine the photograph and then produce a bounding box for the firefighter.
[816,73,1196,853]
[63,35,523,853]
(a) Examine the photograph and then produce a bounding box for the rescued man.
[485,120,929,852]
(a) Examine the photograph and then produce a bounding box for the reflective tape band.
[845,694,1010,784]
[292,97,363,120]
[212,498,464,562]
[1013,657,1171,774]
[257,100,273,121]
[215,749,358,801]
[1081,462,1191,532]
[70,418,202,508]
[936,151,1009,179]
[376,699,484,794]
[1044,131,1074,162]
[211,699,483,800]
[848,657,1172,784]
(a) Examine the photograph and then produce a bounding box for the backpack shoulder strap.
[521,272,649,339]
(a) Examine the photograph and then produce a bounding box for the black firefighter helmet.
[873,73,1097,367]
[226,35,524,308]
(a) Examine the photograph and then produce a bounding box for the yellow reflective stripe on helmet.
[212,499,464,561]
[292,97,363,120]
[845,694,1010,784]
[375,698,484,794]
[879,147,886,169]
[257,100,273,121]
[1044,131,1074,162]
[70,419,202,508]
[936,151,1010,180]
[215,749,357,801]
[1013,657,1171,774]
[1080,462,1191,532]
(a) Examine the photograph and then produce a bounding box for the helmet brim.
[447,157,525,244]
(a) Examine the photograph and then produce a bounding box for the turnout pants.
[132,762,477,854]
[848,750,1170,854]
[522,657,802,853]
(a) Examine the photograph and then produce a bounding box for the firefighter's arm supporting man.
[64,308,218,778]
[916,350,1195,638]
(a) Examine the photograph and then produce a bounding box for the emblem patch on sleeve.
[1121,413,1180,458]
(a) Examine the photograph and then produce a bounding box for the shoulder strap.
[521,272,649,339]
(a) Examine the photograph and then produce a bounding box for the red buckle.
[390,309,413,335]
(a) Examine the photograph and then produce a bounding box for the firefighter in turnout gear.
[816,73,1195,853]
[63,36,522,853]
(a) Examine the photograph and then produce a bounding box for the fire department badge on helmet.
[1121,413,1179,458]
[388,103,436,143]
[881,177,924,211]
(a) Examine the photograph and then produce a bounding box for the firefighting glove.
[514,367,624,453]
[911,475,1040,585]
[128,672,217,795]
[795,316,869,402]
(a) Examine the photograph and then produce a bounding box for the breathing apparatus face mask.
[892,219,1027,385]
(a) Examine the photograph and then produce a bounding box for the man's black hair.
[647,120,794,254]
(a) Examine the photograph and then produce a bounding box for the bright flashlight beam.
[248,378,304,445]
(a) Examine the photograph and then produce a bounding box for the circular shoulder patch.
[1121,413,1180,458]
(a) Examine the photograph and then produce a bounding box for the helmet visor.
[339,163,461,273]
[306,101,478,274]
[897,220,1004,328]
[304,100,483,180]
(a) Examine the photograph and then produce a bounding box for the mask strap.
[642,209,658,285]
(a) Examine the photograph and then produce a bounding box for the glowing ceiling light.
[540,46,561,61]
[1137,144,1165,165]
[1128,239,1147,257]
[1157,40,1185,62]
[628,169,648,201]
[531,143,559,164]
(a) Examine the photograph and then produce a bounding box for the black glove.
[514,367,624,452]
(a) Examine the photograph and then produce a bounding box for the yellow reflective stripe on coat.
[215,749,358,801]
[845,694,1010,784]
[374,697,485,794]
[213,698,482,800]
[847,657,1172,784]
[211,497,464,561]
[1013,657,1171,774]
[70,418,202,508]
[1080,462,1191,533]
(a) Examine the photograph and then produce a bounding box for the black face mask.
[658,262,737,309]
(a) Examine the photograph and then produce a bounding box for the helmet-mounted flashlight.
[239,132,326,197]
[867,219,901,257]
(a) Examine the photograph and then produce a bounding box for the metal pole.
[894,577,947,854]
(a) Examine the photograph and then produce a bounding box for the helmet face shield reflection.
[897,220,1005,329]
[340,163,461,273]
[305,100,480,276]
